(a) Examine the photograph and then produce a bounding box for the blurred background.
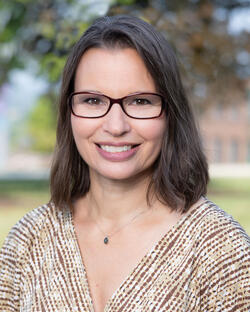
[0,0,250,246]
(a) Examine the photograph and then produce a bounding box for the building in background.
[200,82,250,163]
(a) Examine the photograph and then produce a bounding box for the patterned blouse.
[0,199,249,311]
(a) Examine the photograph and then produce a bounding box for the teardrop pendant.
[104,237,109,244]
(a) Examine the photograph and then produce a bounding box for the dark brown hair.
[50,15,209,212]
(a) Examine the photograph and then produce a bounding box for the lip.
[96,142,140,147]
[95,142,140,161]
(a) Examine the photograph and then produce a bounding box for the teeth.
[100,145,132,153]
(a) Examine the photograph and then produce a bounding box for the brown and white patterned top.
[0,199,249,311]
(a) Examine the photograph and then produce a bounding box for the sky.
[228,7,250,34]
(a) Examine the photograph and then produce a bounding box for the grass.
[0,180,50,247]
[0,178,249,248]
[207,178,250,234]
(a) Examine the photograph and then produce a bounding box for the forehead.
[74,47,156,96]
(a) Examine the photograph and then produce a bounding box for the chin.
[99,170,138,181]
[91,165,152,182]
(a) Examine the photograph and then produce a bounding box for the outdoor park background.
[0,0,250,247]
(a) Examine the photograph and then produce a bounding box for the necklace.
[94,208,149,245]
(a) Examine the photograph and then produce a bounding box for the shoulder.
[195,199,249,250]
[0,203,62,307]
[188,199,250,308]
[179,198,250,267]
[191,199,249,280]
[0,203,60,262]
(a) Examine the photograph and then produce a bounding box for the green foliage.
[115,0,136,5]
[0,0,91,85]
[40,54,67,83]
[27,94,56,153]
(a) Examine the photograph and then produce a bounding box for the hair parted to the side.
[50,14,209,213]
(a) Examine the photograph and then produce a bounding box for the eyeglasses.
[69,91,165,119]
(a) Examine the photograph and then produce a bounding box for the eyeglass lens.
[71,93,162,118]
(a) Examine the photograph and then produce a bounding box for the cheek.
[71,116,98,141]
[71,117,99,164]
[137,118,166,145]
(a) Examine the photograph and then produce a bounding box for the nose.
[102,103,131,136]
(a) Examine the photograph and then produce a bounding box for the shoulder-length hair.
[50,15,209,213]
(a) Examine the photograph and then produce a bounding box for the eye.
[133,98,152,105]
[83,97,102,105]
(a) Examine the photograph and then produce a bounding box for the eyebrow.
[74,89,156,95]
[74,89,102,94]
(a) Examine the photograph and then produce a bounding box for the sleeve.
[0,225,24,312]
[0,204,51,312]
[199,217,250,311]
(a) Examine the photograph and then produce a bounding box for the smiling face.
[71,47,166,182]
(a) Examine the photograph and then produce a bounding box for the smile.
[100,145,132,153]
[95,143,140,161]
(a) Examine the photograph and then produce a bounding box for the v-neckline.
[65,198,209,311]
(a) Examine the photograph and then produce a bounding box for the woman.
[0,15,249,311]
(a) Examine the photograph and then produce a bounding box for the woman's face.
[71,47,166,181]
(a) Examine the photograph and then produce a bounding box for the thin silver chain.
[94,208,150,243]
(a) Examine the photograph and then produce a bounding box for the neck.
[75,169,155,224]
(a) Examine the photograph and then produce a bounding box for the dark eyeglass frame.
[69,91,166,119]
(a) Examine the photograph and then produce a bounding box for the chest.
[76,226,170,312]
[74,207,200,312]
[20,235,200,312]
[19,209,202,312]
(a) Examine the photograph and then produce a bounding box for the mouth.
[96,144,140,153]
